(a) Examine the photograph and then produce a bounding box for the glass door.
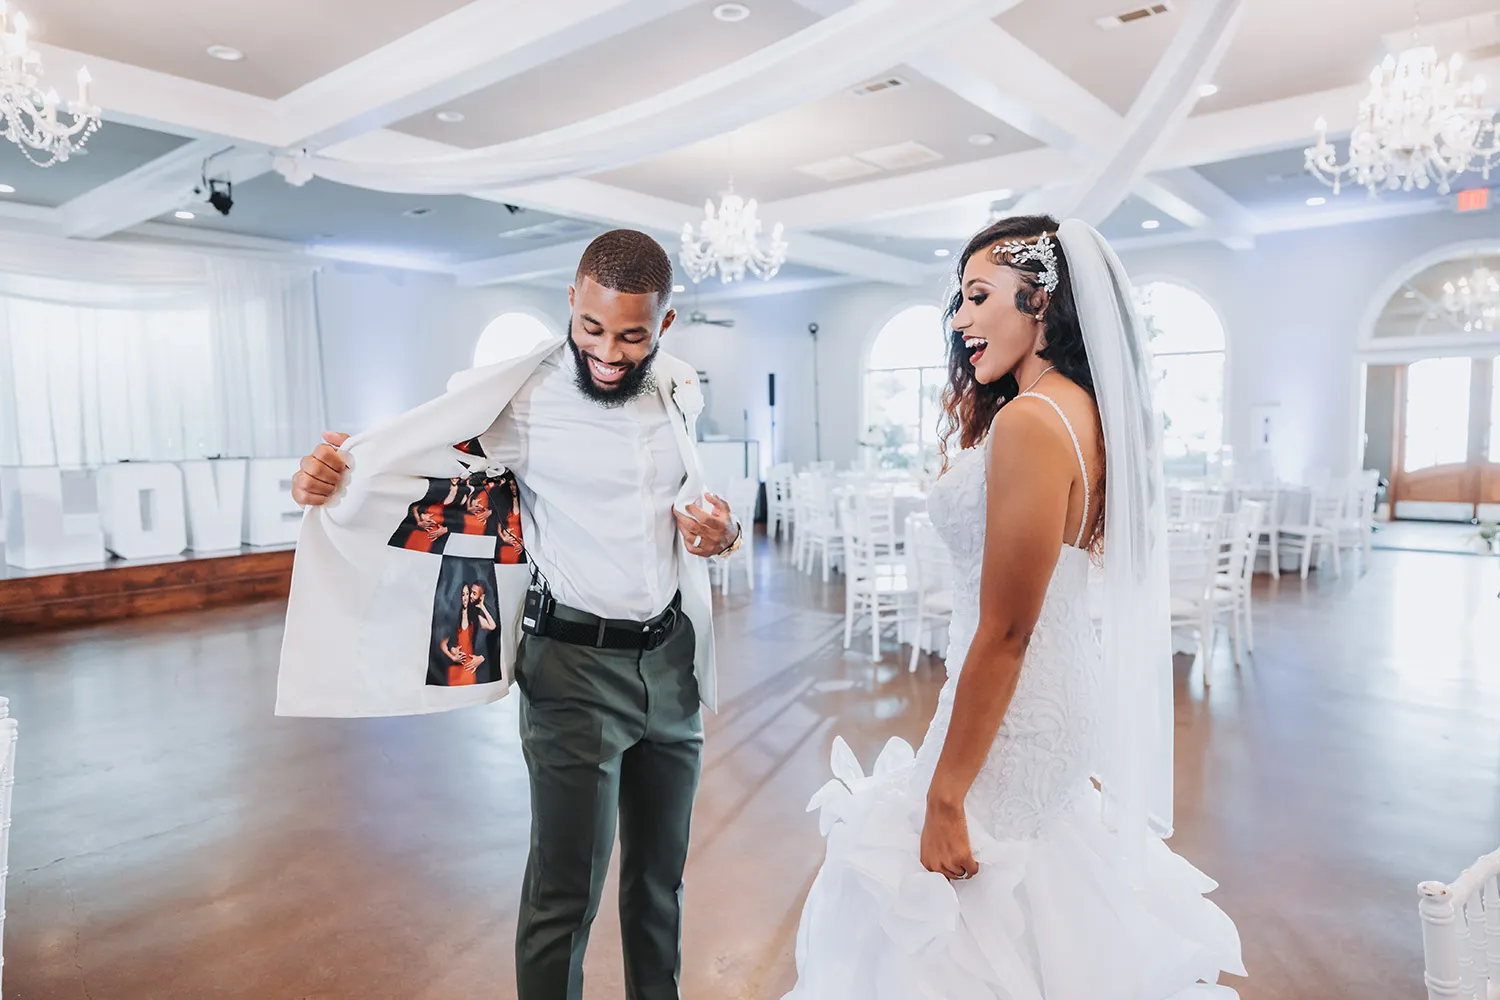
[1392,356,1500,520]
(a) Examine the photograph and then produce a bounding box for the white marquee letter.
[1,466,105,569]
[180,459,246,552]
[97,463,188,560]
[243,458,303,547]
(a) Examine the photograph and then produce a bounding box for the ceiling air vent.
[1097,1,1174,29]
[855,141,944,171]
[797,156,881,182]
[498,219,595,241]
[850,75,908,97]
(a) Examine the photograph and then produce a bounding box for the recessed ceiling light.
[713,3,751,21]
[0,183,15,194]
[1403,290,1417,298]
[174,210,195,220]
[1197,83,1219,98]
[968,133,996,147]
[402,207,432,217]
[206,44,244,62]
[672,284,686,293]
[934,248,951,257]
[435,110,465,123]
[1306,196,1327,206]
[1141,219,1161,230]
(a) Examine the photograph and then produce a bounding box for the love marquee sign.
[1,459,304,570]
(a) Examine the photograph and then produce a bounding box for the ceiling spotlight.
[968,133,996,147]
[206,45,244,62]
[1403,290,1417,298]
[197,178,233,216]
[672,284,686,294]
[0,183,14,194]
[174,210,195,220]
[1197,83,1219,98]
[434,110,465,123]
[713,3,751,21]
[1306,196,1326,206]
[934,248,951,257]
[1140,219,1161,230]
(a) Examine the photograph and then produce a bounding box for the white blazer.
[275,337,718,718]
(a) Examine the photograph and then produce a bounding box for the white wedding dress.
[783,394,1245,1000]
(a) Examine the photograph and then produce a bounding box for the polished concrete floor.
[2,537,1498,999]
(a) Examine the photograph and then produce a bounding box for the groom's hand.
[675,493,736,557]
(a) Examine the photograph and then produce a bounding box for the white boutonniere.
[672,376,705,419]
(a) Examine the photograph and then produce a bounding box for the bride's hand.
[920,794,978,881]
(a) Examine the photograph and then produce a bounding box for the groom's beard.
[566,330,660,408]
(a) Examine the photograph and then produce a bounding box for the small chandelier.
[1305,41,1499,195]
[0,4,101,167]
[680,184,788,284]
[1441,265,1500,332]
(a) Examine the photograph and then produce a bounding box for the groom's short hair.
[576,230,675,306]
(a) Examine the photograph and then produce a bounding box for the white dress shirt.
[481,346,686,622]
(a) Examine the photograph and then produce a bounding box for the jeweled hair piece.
[991,233,1059,293]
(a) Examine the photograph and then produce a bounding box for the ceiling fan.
[687,309,735,328]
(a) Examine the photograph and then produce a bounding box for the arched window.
[1133,281,1227,479]
[863,305,948,471]
[473,312,556,367]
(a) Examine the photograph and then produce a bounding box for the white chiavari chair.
[1169,518,1222,686]
[1418,844,1500,1000]
[839,495,917,662]
[904,513,953,672]
[1213,500,1263,664]
[766,463,795,543]
[795,473,843,581]
[1279,483,1345,579]
[1177,488,1228,523]
[1234,484,1283,577]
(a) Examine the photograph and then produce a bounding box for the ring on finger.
[691,535,702,548]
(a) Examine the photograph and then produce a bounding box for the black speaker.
[768,373,776,407]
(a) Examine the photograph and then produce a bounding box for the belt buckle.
[647,605,677,650]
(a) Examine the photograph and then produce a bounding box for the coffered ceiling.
[0,0,1492,294]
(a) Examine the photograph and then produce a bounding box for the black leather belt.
[525,591,682,652]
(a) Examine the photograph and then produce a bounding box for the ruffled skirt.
[782,738,1245,1000]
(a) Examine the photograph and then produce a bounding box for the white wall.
[314,264,569,434]
[1117,209,1500,482]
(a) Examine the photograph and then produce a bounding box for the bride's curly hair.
[937,215,1103,546]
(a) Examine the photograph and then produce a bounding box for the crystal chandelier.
[1441,265,1500,332]
[0,4,101,167]
[1305,40,1499,195]
[680,184,788,284]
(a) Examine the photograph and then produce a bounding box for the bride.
[783,217,1245,999]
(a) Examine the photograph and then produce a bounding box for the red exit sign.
[1457,188,1491,212]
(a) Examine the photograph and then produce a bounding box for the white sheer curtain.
[0,237,324,467]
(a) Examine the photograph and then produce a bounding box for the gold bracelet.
[716,522,744,559]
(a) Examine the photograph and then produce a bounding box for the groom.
[289,230,741,1000]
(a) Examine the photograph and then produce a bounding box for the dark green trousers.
[514,612,703,1000]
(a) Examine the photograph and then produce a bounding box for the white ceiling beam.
[453,238,595,287]
[1134,168,1257,249]
[765,147,1071,232]
[687,274,865,304]
[1060,0,1246,224]
[907,22,1122,158]
[276,0,698,149]
[54,139,265,239]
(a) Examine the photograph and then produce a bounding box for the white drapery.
[0,235,324,467]
[295,0,1014,195]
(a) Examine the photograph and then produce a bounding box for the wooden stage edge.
[0,545,295,634]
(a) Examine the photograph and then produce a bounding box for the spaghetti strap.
[1017,391,1090,548]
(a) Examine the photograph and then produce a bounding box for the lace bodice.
[914,436,1101,840]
